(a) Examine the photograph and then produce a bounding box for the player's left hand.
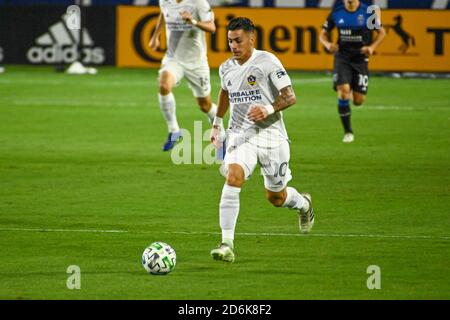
[360,46,375,56]
[180,11,193,24]
[247,105,270,122]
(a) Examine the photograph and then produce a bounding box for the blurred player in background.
[209,17,314,263]
[149,0,217,151]
[320,0,385,143]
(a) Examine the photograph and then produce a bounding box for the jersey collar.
[234,49,258,67]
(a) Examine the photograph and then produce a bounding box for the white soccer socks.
[158,93,180,133]
[282,187,310,213]
[219,184,241,249]
[206,103,217,124]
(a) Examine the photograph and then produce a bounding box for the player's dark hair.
[227,17,255,33]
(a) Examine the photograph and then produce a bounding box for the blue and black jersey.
[322,2,375,61]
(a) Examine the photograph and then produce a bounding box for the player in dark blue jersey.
[320,0,385,143]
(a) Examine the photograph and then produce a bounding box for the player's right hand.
[210,126,224,149]
[327,43,339,53]
[149,37,160,50]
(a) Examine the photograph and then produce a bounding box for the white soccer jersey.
[160,0,213,67]
[219,49,293,148]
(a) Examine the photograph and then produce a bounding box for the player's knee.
[226,173,244,188]
[338,86,351,99]
[267,193,286,207]
[196,98,211,113]
[353,96,365,106]
[159,82,172,95]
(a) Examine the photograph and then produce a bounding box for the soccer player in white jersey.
[149,0,217,151]
[209,17,315,263]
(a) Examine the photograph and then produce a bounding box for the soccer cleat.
[162,131,182,151]
[210,243,235,263]
[343,132,354,143]
[299,193,315,234]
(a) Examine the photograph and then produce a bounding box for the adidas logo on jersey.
[338,18,345,24]
[27,18,105,64]
[227,80,232,87]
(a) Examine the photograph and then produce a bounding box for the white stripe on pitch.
[0,227,127,234]
[291,78,330,84]
[166,231,450,241]
[364,105,450,111]
[1,227,448,241]
[12,99,140,107]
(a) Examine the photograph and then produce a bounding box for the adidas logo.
[27,18,105,64]
[227,80,232,86]
[338,18,345,24]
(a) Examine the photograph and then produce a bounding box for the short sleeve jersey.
[219,49,292,147]
[322,3,376,61]
[160,0,213,66]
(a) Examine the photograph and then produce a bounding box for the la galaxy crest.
[247,75,256,86]
[357,14,365,26]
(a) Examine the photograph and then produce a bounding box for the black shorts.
[333,57,369,95]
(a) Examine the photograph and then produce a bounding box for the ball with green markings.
[142,242,176,275]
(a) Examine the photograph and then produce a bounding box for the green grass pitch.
[0,66,449,299]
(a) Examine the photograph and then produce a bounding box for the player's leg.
[337,83,354,143]
[211,140,257,262]
[333,58,354,142]
[352,92,366,106]
[158,61,183,151]
[185,65,217,123]
[195,95,217,123]
[210,164,244,263]
[351,60,369,107]
[261,140,314,233]
[266,188,314,234]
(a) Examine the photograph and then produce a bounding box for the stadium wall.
[0,0,449,9]
[0,4,449,72]
[0,6,116,66]
[117,6,450,72]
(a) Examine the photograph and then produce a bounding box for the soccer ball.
[142,242,176,275]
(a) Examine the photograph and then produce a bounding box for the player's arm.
[361,10,386,56]
[149,13,165,50]
[361,28,386,56]
[319,29,339,53]
[210,88,229,148]
[247,86,296,123]
[319,13,339,53]
[180,11,216,33]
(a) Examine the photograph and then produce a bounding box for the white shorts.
[222,135,293,192]
[159,57,211,98]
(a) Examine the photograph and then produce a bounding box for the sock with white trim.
[282,187,309,214]
[158,93,180,133]
[206,103,217,123]
[220,184,241,249]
